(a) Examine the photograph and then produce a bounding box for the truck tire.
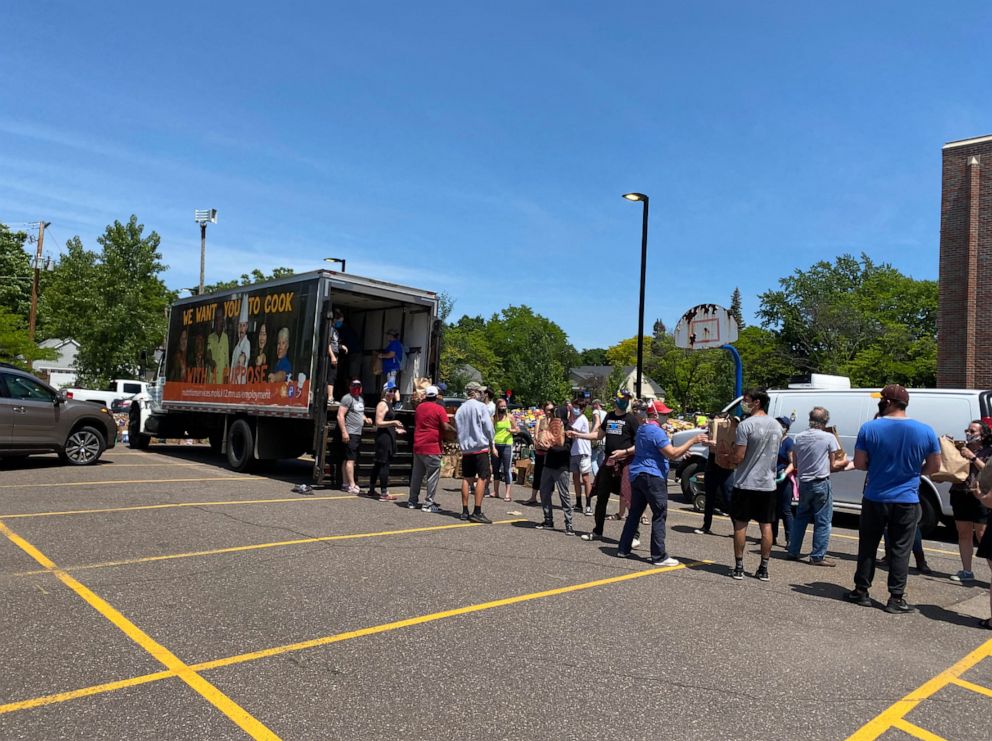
[226,419,255,472]
[679,458,705,500]
[60,426,107,466]
[918,486,939,539]
[128,407,150,450]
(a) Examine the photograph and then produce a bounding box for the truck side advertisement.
[162,278,318,409]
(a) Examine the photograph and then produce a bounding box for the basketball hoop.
[673,304,738,350]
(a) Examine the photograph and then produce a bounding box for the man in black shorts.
[337,379,373,494]
[730,389,782,581]
[576,390,640,542]
[454,381,495,523]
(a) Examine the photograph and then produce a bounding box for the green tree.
[438,318,504,393]
[757,253,937,386]
[0,306,56,368]
[484,306,574,405]
[734,325,795,390]
[0,223,32,319]
[201,267,295,294]
[729,287,743,330]
[39,216,173,386]
[576,347,608,366]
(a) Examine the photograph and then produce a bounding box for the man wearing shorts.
[455,381,495,523]
[730,389,782,582]
[337,379,372,494]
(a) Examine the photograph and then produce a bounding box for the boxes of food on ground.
[514,457,532,485]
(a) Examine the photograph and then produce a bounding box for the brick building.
[937,134,992,388]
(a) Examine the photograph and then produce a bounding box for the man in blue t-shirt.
[847,384,941,614]
[612,401,707,565]
[379,329,404,385]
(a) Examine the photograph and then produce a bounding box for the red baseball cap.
[649,400,673,415]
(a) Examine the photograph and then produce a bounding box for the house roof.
[38,338,79,350]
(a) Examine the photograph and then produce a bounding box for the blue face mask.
[333,320,343,328]
[616,399,629,411]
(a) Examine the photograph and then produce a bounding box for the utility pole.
[199,221,207,295]
[28,220,50,350]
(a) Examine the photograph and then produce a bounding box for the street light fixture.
[622,192,649,399]
[194,209,218,295]
[323,257,347,273]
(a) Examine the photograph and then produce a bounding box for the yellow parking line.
[0,494,355,520]
[0,477,251,490]
[14,519,526,576]
[0,558,701,716]
[949,676,992,698]
[846,636,992,740]
[0,520,279,739]
[891,718,945,741]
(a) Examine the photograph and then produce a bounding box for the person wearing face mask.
[847,385,941,614]
[729,389,782,582]
[491,399,519,502]
[367,381,406,501]
[576,390,640,543]
[615,400,707,563]
[526,402,557,506]
[947,419,992,582]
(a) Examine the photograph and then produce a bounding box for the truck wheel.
[128,407,150,450]
[226,419,255,472]
[60,426,107,466]
[918,487,939,538]
[679,459,704,498]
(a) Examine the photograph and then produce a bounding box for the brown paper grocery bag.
[709,415,739,470]
[826,426,848,464]
[930,437,970,484]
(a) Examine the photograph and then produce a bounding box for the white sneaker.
[651,556,680,567]
[631,538,641,549]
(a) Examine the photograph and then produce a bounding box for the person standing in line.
[590,399,607,478]
[536,411,575,534]
[569,399,593,514]
[729,389,782,582]
[771,416,796,547]
[379,329,404,386]
[948,420,992,582]
[481,388,497,497]
[694,435,735,537]
[971,471,992,628]
[525,402,556,506]
[577,390,640,543]
[368,381,406,501]
[337,379,373,495]
[491,398,519,502]
[455,381,495,523]
[615,401,708,564]
[408,385,452,512]
[847,385,941,614]
[787,407,855,566]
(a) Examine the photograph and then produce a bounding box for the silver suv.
[0,364,117,465]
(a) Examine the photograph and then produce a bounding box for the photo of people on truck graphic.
[163,278,317,408]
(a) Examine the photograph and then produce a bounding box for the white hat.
[425,385,439,397]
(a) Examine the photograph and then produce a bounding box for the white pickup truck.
[65,379,150,408]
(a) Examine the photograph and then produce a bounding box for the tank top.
[493,416,514,445]
[377,404,397,446]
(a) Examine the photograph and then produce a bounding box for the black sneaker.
[731,565,745,580]
[846,589,871,606]
[755,566,770,582]
[564,525,576,536]
[884,596,917,614]
[535,521,554,530]
[468,512,492,524]
[459,511,470,520]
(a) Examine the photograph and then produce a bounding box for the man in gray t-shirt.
[787,407,853,565]
[336,379,372,495]
[730,389,782,581]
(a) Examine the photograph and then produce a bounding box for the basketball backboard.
[673,304,738,350]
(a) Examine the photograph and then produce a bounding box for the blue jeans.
[619,473,669,560]
[788,479,833,561]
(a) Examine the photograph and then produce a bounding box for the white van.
[671,381,992,535]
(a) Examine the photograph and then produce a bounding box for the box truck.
[128,270,439,481]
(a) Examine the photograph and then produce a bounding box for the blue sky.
[2,2,989,350]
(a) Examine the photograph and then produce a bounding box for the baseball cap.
[775,416,792,430]
[649,400,673,415]
[425,385,439,397]
[382,380,396,392]
[880,384,910,404]
[349,378,363,388]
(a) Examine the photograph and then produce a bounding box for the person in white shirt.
[569,398,593,514]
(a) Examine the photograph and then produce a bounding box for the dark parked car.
[0,364,117,465]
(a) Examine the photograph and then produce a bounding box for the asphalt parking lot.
[1,446,990,740]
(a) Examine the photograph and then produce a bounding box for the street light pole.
[194,209,218,295]
[323,257,347,273]
[623,193,649,399]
